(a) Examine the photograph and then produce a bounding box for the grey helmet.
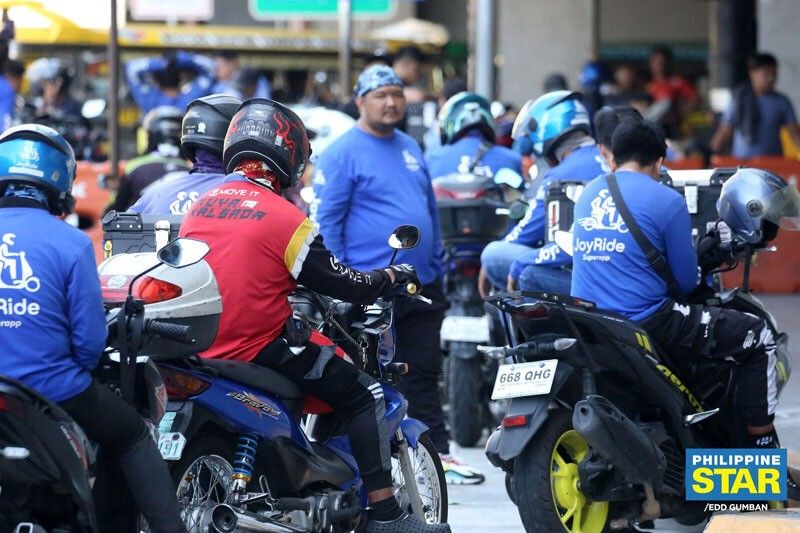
[717,168,800,244]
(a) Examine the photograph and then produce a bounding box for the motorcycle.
[97,228,448,532]
[483,224,793,532]
[433,167,524,447]
[0,245,197,533]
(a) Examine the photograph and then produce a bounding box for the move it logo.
[686,448,787,502]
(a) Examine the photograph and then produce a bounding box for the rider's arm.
[312,152,353,262]
[67,241,107,370]
[503,181,546,247]
[663,198,700,294]
[174,52,215,102]
[291,220,391,304]
[124,56,166,113]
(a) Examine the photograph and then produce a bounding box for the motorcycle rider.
[510,105,643,293]
[25,57,83,123]
[179,98,451,533]
[572,119,800,466]
[130,94,240,215]
[0,124,186,532]
[479,90,605,297]
[425,91,521,179]
[107,105,190,212]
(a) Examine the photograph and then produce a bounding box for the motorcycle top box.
[433,172,510,243]
[102,210,183,259]
[98,241,221,359]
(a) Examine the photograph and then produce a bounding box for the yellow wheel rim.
[550,430,609,533]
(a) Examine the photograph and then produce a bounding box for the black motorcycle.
[483,232,793,532]
[0,243,201,533]
[433,168,523,447]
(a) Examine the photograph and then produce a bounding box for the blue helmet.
[511,90,590,160]
[717,168,800,244]
[0,124,77,214]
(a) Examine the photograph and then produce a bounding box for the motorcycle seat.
[201,359,304,400]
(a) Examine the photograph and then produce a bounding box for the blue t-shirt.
[0,206,106,402]
[571,171,699,321]
[505,144,605,247]
[0,76,15,131]
[722,91,797,158]
[125,52,214,113]
[130,170,227,215]
[425,134,522,179]
[312,126,444,284]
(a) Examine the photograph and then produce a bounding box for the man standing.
[711,53,800,158]
[313,65,484,484]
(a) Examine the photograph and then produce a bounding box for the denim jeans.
[480,240,536,290]
[517,264,572,295]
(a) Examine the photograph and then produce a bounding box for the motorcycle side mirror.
[494,167,524,190]
[554,230,574,257]
[81,98,106,120]
[388,225,420,250]
[157,238,211,268]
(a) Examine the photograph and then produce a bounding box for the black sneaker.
[366,512,451,533]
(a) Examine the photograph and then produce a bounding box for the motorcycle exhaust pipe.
[572,395,665,489]
[211,504,303,533]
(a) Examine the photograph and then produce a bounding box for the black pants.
[60,381,185,533]
[393,281,449,455]
[254,341,393,493]
[640,301,777,427]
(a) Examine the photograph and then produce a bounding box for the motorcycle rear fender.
[492,362,573,463]
[400,417,428,449]
[450,341,481,360]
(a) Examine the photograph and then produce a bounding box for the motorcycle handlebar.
[146,320,195,345]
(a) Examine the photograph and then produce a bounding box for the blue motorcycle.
[105,230,448,532]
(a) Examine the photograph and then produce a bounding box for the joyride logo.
[685,448,787,501]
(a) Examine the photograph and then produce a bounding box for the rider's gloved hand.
[697,229,725,273]
[383,264,422,296]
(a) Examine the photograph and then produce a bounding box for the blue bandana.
[354,65,403,97]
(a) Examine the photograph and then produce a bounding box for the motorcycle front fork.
[395,428,425,520]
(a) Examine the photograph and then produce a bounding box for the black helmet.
[223,98,311,189]
[181,94,242,162]
[141,106,183,153]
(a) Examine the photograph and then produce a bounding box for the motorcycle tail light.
[0,396,6,412]
[132,276,182,304]
[511,302,549,320]
[158,367,211,400]
[502,415,528,428]
[458,262,481,278]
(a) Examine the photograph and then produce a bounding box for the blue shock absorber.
[232,432,259,483]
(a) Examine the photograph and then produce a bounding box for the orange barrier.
[711,156,800,293]
[72,161,120,263]
[664,156,704,170]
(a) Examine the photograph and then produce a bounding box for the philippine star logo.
[686,448,787,510]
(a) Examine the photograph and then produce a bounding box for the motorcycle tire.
[170,434,235,531]
[393,433,449,524]
[514,408,613,533]
[448,355,484,447]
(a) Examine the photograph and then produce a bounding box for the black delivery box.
[101,211,183,259]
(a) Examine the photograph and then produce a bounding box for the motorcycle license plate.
[158,432,186,461]
[491,360,558,400]
[440,315,490,343]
